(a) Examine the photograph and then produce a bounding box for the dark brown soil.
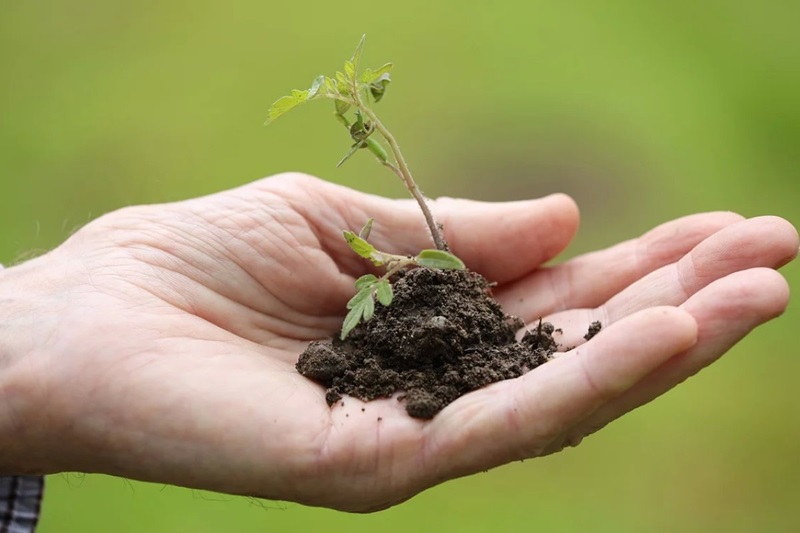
[297,268,595,419]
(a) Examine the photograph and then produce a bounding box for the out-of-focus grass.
[1,1,798,531]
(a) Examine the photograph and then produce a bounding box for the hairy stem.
[357,106,448,251]
[382,257,415,279]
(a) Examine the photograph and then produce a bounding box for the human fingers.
[542,267,791,453]
[496,211,745,319]
[421,306,697,480]
[541,216,798,346]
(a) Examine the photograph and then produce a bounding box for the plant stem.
[358,107,449,251]
[382,257,415,279]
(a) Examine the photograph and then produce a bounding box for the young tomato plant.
[266,35,464,338]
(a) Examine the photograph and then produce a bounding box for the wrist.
[0,255,68,474]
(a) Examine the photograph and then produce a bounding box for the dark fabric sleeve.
[0,476,44,533]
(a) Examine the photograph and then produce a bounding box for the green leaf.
[324,76,337,94]
[360,68,373,84]
[341,306,362,340]
[336,142,362,168]
[362,295,375,321]
[375,280,393,306]
[343,230,379,261]
[340,281,377,340]
[355,274,378,290]
[346,286,373,309]
[358,218,374,240]
[415,249,466,270]
[265,90,308,124]
[369,74,391,103]
[334,99,351,115]
[335,71,349,85]
[361,63,393,84]
[307,75,325,99]
[344,60,355,80]
[351,34,366,71]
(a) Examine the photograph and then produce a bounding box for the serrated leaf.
[265,91,308,123]
[307,75,325,99]
[355,274,378,290]
[358,218,374,240]
[341,306,362,340]
[340,281,376,340]
[362,295,375,321]
[416,249,466,270]
[376,280,393,306]
[346,286,373,309]
[343,230,378,259]
[361,63,393,84]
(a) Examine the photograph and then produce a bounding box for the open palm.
[7,173,796,512]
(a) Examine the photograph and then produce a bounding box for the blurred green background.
[2,0,798,531]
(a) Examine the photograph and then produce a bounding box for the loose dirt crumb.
[584,321,602,341]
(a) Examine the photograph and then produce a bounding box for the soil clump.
[297,268,587,419]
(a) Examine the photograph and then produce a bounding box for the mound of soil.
[298,268,593,419]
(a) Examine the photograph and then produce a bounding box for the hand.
[0,173,796,512]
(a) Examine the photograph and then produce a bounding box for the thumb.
[435,194,580,283]
[258,173,579,284]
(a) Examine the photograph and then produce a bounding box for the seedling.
[266,35,465,338]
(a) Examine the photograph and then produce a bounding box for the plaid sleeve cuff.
[0,476,44,533]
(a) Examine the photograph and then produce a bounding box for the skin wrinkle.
[632,229,650,283]
[120,248,292,343]
[510,375,567,459]
[221,215,308,298]
[500,382,546,462]
[111,206,340,340]
[371,419,422,503]
[246,210,341,303]
[148,206,276,310]
[674,253,695,303]
[552,259,576,314]
[574,347,605,401]
[424,391,501,475]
